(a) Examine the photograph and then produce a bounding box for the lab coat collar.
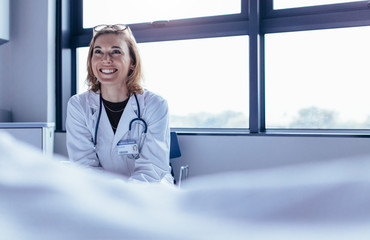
[86,91,102,132]
[88,90,100,110]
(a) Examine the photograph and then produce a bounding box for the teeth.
[101,69,116,73]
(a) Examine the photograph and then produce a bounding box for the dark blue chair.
[170,132,187,185]
[170,132,181,159]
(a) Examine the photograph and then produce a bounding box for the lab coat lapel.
[112,94,139,146]
[88,91,99,114]
[89,91,115,146]
[88,92,101,131]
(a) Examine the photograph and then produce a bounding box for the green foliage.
[290,106,370,129]
[170,107,370,129]
[289,106,337,128]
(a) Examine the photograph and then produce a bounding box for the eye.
[112,49,122,54]
[93,49,102,54]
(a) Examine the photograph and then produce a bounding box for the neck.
[100,85,129,103]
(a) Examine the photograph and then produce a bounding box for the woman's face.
[91,33,133,89]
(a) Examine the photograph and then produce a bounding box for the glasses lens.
[113,24,127,31]
[94,24,127,32]
[94,24,108,32]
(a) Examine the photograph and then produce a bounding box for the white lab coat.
[66,89,174,184]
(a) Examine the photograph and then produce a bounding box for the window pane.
[274,0,363,9]
[77,47,89,93]
[77,36,249,128]
[265,26,370,129]
[83,0,241,28]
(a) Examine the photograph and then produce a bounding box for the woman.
[66,24,173,184]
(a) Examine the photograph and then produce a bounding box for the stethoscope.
[93,93,147,158]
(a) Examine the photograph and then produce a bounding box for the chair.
[170,132,189,186]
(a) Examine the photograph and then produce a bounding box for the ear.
[130,64,135,70]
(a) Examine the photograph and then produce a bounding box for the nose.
[102,53,112,63]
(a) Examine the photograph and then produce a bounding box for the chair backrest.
[169,132,181,184]
[170,132,181,159]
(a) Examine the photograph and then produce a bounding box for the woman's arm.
[66,96,102,168]
[128,94,172,183]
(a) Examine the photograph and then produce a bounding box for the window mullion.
[249,0,263,133]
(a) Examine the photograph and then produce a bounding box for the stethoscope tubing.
[93,93,147,150]
[129,93,147,133]
[93,94,103,149]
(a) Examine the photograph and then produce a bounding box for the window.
[139,37,249,128]
[83,0,241,27]
[273,0,365,9]
[57,0,370,133]
[66,0,249,130]
[265,26,370,129]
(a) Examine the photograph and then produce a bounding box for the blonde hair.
[86,26,143,94]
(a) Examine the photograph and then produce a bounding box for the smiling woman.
[90,34,134,98]
[66,25,174,184]
[87,25,142,96]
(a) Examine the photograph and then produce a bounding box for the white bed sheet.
[1,132,370,240]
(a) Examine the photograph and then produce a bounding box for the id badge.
[117,140,139,155]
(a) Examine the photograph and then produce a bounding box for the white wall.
[55,132,370,182]
[0,0,55,122]
[176,135,370,175]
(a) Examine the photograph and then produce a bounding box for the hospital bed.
[1,132,370,240]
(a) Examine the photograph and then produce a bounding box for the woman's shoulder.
[68,91,99,107]
[140,90,168,118]
[141,89,167,104]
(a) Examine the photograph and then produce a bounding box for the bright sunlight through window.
[265,26,370,129]
[273,0,364,9]
[83,0,241,28]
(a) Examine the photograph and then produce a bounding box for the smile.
[100,68,118,74]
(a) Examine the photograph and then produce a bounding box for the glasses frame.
[93,24,128,35]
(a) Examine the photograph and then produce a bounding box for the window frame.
[57,0,252,132]
[72,0,249,47]
[262,0,370,34]
[56,0,370,136]
[261,0,370,135]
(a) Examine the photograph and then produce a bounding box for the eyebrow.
[93,46,122,49]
